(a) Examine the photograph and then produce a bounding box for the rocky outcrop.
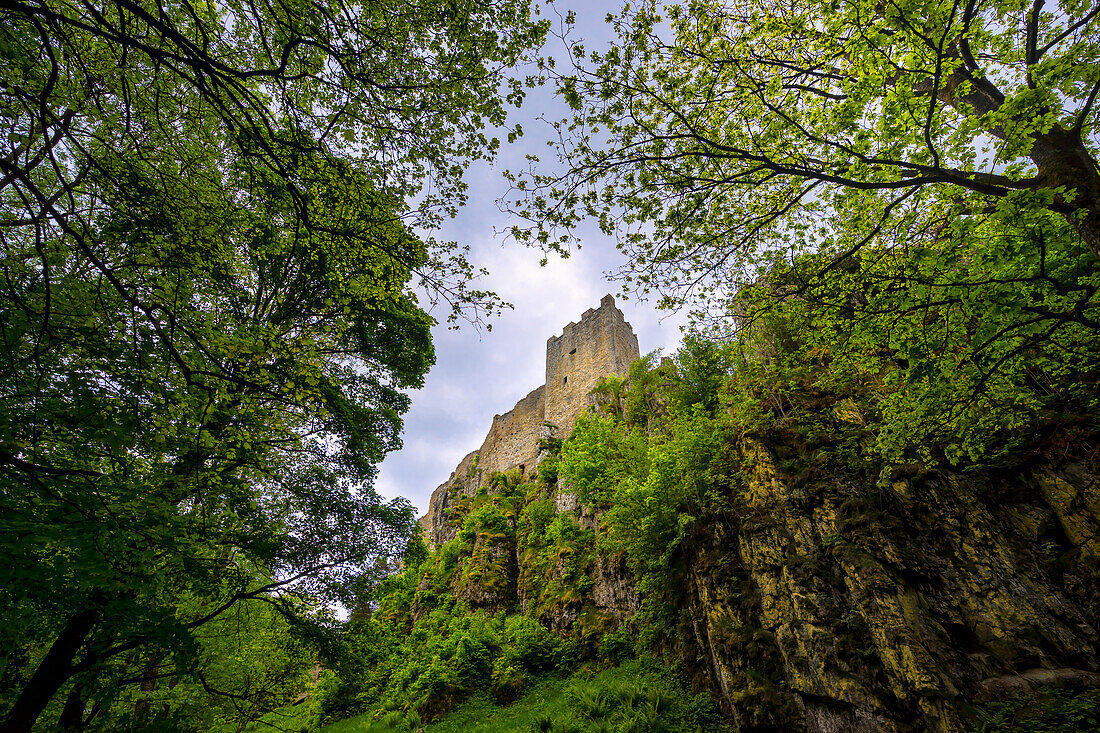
[421,449,482,546]
[456,530,518,610]
[592,552,641,622]
[681,440,1100,732]
[412,404,1098,732]
[418,477,639,637]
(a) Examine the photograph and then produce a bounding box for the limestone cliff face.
[413,475,641,638]
[681,441,1100,732]
[421,295,639,546]
[416,426,1098,731]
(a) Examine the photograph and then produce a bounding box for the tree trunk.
[1,606,101,733]
[922,53,1100,256]
[1030,126,1100,257]
[134,663,159,717]
[58,683,86,730]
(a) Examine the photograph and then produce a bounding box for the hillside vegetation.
[304,233,1100,731]
[3,0,1099,731]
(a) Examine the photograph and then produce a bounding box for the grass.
[317,674,569,733]
[965,688,1100,732]
[316,660,726,733]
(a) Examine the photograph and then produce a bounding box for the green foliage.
[499,616,564,673]
[598,405,730,615]
[389,611,500,716]
[461,504,513,544]
[511,0,1100,319]
[209,701,315,733]
[317,661,726,733]
[326,461,634,726]
[554,352,734,639]
[316,608,572,725]
[74,595,321,733]
[731,214,1100,464]
[556,661,722,733]
[491,616,568,703]
[321,469,598,724]
[670,335,733,416]
[516,500,603,638]
[591,374,628,417]
[523,500,557,538]
[311,616,405,726]
[402,527,432,574]
[536,436,564,486]
[598,628,636,665]
[0,145,427,727]
[558,416,650,508]
[965,689,1100,732]
[623,352,668,427]
[536,458,560,487]
[506,0,1100,487]
[0,0,551,728]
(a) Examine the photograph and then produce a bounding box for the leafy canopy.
[0,0,549,729]
[509,0,1100,318]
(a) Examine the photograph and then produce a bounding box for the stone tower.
[544,294,640,437]
[420,295,639,545]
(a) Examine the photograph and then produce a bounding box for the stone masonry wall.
[420,449,480,543]
[421,295,640,545]
[419,386,545,544]
[476,385,546,478]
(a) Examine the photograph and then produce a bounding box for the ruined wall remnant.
[420,295,639,546]
[477,385,546,480]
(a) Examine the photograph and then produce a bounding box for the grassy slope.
[316,661,725,733]
[226,668,1100,733]
[319,676,565,733]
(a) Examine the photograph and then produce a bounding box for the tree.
[0,0,549,729]
[509,0,1100,316]
[728,218,1100,463]
[113,592,319,732]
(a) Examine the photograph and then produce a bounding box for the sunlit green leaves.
[508,0,1100,321]
[0,0,550,727]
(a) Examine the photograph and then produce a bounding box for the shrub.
[501,615,563,672]
[598,627,635,664]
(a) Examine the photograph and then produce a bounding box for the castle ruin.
[420,294,640,545]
